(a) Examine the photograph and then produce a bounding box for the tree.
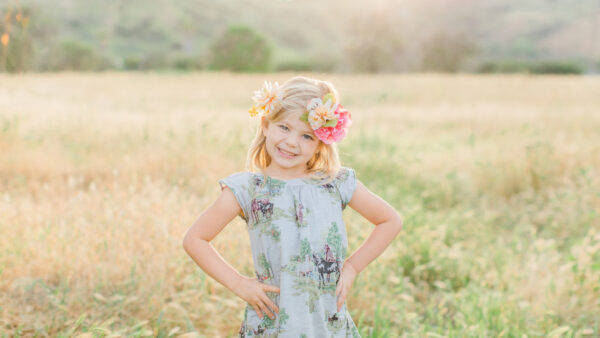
[421,32,477,73]
[300,237,312,261]
[209,25,272,72]
[0,5,34,72]
[326,222,342,259]
[343,9,404,73]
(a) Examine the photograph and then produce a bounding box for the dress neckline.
[252,172,328,185]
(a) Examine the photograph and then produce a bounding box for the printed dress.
[219,167,362,337]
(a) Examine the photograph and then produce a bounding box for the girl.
[183,76,403,337]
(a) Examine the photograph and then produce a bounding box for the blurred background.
[2,0,600,337]
[1,0,600,74]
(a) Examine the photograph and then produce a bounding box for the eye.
[303,134,314,140]
[278,124,289,131]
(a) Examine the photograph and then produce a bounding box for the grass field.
[1,72,599,337]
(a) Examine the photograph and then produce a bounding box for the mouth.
[277,147,298,159]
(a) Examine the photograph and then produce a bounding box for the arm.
[345,180,403,274]
[182,186,281,319]
[182,186,245,293]
[335,179,403,310]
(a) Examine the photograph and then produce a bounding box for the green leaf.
[323,118,338,127]
[323,93,335,104]
[299,112,309,122]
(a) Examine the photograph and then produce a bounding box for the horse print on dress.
[325,309,346,332]
[322,183,336,193]
[251,198,273,221]
[328,312,339,323]
[311,250,341,289]
[249,197,283,242]
[317,181,344,208]
[317,167,353,209]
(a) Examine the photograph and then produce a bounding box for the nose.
[284,134,300,148]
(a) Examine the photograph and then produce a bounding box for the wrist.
[346,259,359,275]
[229,274,245,295]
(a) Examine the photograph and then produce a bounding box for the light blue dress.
[219,167,362,337]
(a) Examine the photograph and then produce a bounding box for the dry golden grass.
[1,72,599,337]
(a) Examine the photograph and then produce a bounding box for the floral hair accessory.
[248,81,284,117]
[300,93,352,144]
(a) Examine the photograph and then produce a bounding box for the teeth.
[279,147,296,156]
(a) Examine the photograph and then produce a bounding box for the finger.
[257,300,275,319]
[340,287,349,308]
[336,284,345,310]
[264,284,280,294]
[261,294,279,314]
[252,304,263,319]
[337,295,345,312]
[336,281,343,297]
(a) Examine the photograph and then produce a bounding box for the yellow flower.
[251,81,283,117]
[248,106,260,117]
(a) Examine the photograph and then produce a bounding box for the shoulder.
[222,171,256,182]
[226,171,254,179]
[334,166,356,181]
[219,171,258,191]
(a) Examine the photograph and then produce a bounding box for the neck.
[263,166,310,179]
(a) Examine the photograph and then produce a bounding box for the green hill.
[5,0,600,72]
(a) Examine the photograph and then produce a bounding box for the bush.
[138,52,169,70]
[173,55,203,71]
[123,57,141,70]
[476,61,530,73]
[209,25,272,72]
[275,59,312,72]
[42,40,113,71]
[421,32,477,73]
[274,54,336,72]
[477,60,583,74]
[529,62,582,75]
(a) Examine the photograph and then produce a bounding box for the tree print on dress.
[255,253,274,281]
[249,174,286,198]
[239,305,289,337]
[264,177,286,196]
[284,191,311,228]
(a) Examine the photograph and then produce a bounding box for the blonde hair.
[245,76,341,183]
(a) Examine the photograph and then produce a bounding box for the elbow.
[182,235,191,253]
[393,213,403,232]
[182,233,195,254]
[182,233,208,254]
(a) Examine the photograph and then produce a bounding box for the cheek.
[304,141,319,155]
[265,129,282,143]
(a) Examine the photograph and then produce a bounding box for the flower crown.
[249,81,352,144]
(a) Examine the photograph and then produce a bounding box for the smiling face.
[262,112,320,177]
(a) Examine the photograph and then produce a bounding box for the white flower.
[251,81,284,116]
[306,97,338,130]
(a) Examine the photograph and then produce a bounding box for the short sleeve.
[218,172,251,221]
[336,167,357,210]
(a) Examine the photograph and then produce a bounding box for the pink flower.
[314,105,352,144]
